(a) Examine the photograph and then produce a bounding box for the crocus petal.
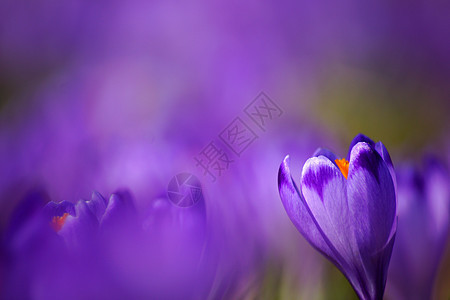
[300,155,353,260]
[59,200,99,249]
[43,200,75,219]
[278,156,341,267]
[86,191,107,222]
[347,142,397,299]
[100,189,136,229]
[348,142,396,251]
[388,166,432,299]
[347,133,375,160]
[375,141,397,193]
[424,157,449,236]
[388,158,449,299]
[313,147,339,166]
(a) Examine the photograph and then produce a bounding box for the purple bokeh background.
[1,0,449,299]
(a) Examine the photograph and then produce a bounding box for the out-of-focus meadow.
[0,1,449,299]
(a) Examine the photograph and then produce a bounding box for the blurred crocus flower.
[278,134,397,300]
[43,190,135,249]
[387,157,449,300]
[3,186,213,299]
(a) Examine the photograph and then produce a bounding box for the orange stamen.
[335,158,349,179]
[50,213,69,232]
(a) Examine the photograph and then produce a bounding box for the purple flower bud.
[278,134,397,300]
[387,156,449,300]
[43,190,136,249]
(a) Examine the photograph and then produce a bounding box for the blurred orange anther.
[50,213,69,232]
[335,158,350,179]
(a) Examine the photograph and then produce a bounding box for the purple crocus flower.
[3,187,213,299]
[387,157,449,300]
[44,191,104,250]
[278,133,397,300]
